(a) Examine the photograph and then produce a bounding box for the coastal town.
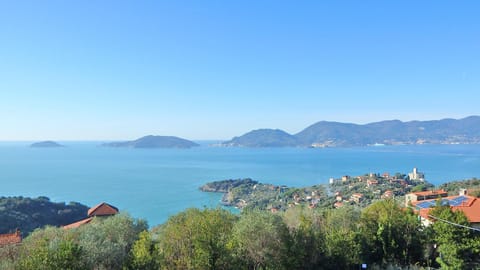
[200,167,480,229]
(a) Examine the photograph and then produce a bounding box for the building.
[408,167,425,181]
[405,190,448,206]
[351,193,364,204]
[412,194,480,228]
[367,179,378,187]
[64,202,119,229]
[0,229,22,247]
[382,190,394,199]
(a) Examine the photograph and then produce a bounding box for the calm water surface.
[1,142,480,226]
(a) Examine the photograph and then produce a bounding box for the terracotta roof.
[87,202,119,217]
[63,217,94,229]
[411,190,448,197]
[414,195,480,224]
[0,230,22,246]
[452,197,480,223]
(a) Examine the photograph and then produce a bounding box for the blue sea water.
[1,141,480,227]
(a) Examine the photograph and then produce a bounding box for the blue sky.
[0,1,478,140]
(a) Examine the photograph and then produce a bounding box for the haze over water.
[2,142,480,226]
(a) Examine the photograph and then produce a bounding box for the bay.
[1,141,480,226]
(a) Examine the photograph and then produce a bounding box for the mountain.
[102,135,199,149]
[223,116,480,147]
[30,141,64,148]
[222,129,299,147]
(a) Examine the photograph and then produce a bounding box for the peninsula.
[30,141,64,148]
[200,168,438,211]
[102,135,199,149]
[222,116,480,147]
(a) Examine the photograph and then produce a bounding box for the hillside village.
[201,167,435,211]
[201,167,480,230]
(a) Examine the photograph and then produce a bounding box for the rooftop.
[0,230,22,246]
[413,195,480,224]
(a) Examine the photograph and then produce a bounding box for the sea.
[1,141,480,227]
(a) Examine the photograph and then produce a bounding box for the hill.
[222,116,480,147]
[102,135,199,149]
[30,141,64,148]
[0,196,88,235]
[222,129,299,147]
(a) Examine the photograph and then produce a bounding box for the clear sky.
[0,1,478,140]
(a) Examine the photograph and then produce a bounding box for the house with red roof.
[410,193,480,228]
[64,202,119,229]
[0,229,22,247]
[405,189,448,207]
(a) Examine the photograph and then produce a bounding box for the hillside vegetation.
[0,196,88,235]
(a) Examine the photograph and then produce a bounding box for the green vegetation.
[0,196,88,235]
[3,202,480,269]
[1,213,146,270]
[3,177,480,269]
[438,178,480,195]
[201,173,430,211]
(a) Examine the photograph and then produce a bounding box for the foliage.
[359,199,424,266]
[230,210,291,270]
[12,213,146,270]
[15,226,84,270]
[438,178,480,194]
[321,206,362,269]
[430,205,480,269]
[0,196,88,235]
[283,206,326,269]
[76,213,147,269]
[155,208,237,270]
[200,178,258,193]
[128,230,159,270]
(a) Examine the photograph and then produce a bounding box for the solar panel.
[449,195,468,206]
[416,201,436,209]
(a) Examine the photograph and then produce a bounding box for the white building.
[408,167,425,181]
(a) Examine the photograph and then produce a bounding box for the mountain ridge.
[223,116,480,147]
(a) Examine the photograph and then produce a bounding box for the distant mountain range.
[102,135,199,149]
[222,116,480,147]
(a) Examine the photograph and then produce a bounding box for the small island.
[30,141,64,148]
[102,135,199,149]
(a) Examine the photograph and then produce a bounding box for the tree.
[282,206,325,269]
[322,206,362,269]
[359,199,425,266]
[15,226,84,270]
[156,208,237,270]
[430,205,480,269]
[230,210,291,270]
[76,213,147,269]
[128,230,159,270]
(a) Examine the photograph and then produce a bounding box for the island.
[30,141,64,148]
[222,116,480,147]
[102,135,199,149]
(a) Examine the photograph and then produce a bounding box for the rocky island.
[30,141,64,148]
[102,135,199,149]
